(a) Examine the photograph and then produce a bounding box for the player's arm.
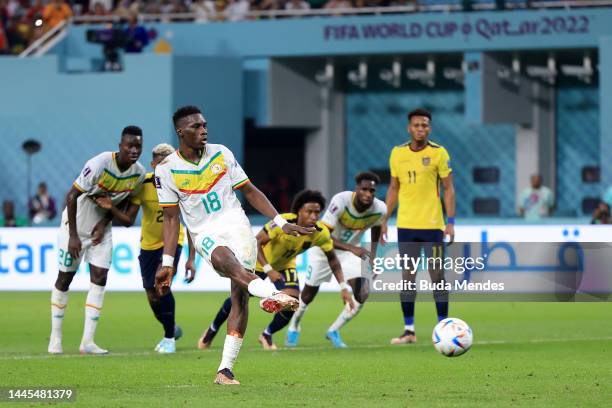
[184,230,196,283]
[156,204,181,295]
[255,228,282,282]
[441,174,456,244]
[93,196,140,227]
[369,226,381,263]
[239,181,314,236]
[66,185,84,259]
[380,176,399,244]
[331,235,371,260]
[324,249,355,309]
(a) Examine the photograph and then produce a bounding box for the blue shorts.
[138,245,182,289]
[255,268,299,291]
[397,228,444,262]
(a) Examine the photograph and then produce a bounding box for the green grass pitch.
[1,292,610,407]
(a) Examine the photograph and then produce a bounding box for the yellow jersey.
[255,213,334,272]
[389,141,452,230]
[131,173,185,250]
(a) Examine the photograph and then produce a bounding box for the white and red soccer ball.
[432,318,473,357]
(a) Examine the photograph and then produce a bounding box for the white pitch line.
[1,336,611,361]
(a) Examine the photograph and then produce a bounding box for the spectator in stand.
[258,0,281,12]
[88,0,112,15]
[124,14,149,52]
[190,0,215,22]
[29,182,57,224]
[114,0,133,19]
[0,19,7,54]
[42,0,72,31]
[224,0,249,21]
[590,201,611,225]
[1,200,28,227]
[518,174,554,220]
[87,1,111,18]
[324,0,352,11]
[285,0,310,11]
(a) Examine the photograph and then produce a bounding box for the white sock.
[218,334,243,372]
[328,299,363,332]
[404,324,415,332]
[164,337,175,342]
[81,283,105,345]
[247,278,276,298]
[50,287,69,339]
[288,299,308,332]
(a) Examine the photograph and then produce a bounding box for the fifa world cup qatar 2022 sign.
[323,14,593,42]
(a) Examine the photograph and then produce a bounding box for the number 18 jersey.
[154,144,250,235]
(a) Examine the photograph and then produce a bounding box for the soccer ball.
[432,318,473,357]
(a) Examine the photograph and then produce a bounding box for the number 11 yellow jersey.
[389,141,452,230]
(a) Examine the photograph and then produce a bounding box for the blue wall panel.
[345,91,515,217]
[556,86,600,215]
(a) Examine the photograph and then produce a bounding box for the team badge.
[211,163,222,174]
[422,157,431,166]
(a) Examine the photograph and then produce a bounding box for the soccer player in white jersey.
[154,106,312,385]
[287,172,386,348]
[48,126,146,355]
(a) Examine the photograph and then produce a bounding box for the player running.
[197,190,353,351]
[154,106,311,385]
[286,172,386,348]
[49,126,146,355]
[93,143,196,353]
[381,108,456,345]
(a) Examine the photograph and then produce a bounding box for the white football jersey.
[321,191,386,246]
[154,144,250,235]
[61,152,146,236]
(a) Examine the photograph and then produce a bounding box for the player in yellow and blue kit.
[381,108,456,345]
[197,190,353,350]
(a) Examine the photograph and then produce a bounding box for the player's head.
[37,182,47,195]
[151,143,175,169]
[354,171,380,208]
[173,105,207,151]
[118,125,143,166]
[407,108,432,142]
[531,174,542,189]
[291,189,326,228]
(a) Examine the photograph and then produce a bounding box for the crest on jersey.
[422,157,431,166]
[211,163,223,175]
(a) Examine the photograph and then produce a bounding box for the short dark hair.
[121,125,142,138]
[355,171,380,185]
[291,190,326,214]
[407,108,432,122]
[173,105,201,127]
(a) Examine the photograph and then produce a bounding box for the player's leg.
[326,251,366,348]
[426,232,448,322]
[392,229,420,344]
[286,283,319,345]
[79,264,109,355]
[260,269,299,350]
[49,227,82,354]
[215,280,248,385]
[198,296,232,349]
[208,245,297,312]
[326,277,368,348]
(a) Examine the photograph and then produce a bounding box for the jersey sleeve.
[373,201,388,226]
[389,147,399,178]
[320,193,344,230]
[315,227,334,253]
[73,154,106,193]
[263,218,283,240]
[128,170,146,200]
[222,146,249,190]
[130,174,149,205]
[155,164,179,207]
[438,147,452,178]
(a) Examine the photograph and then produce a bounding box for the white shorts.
[57,222,113,272]
[192,217,257,276]
[305,247,366,287]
